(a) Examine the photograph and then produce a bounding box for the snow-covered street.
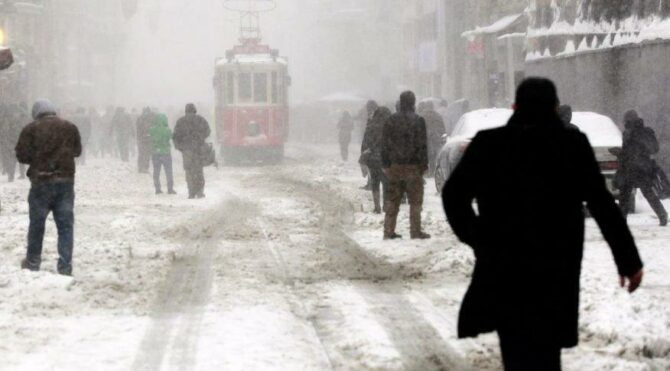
[1,144,668,371]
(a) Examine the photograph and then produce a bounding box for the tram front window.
[254,73,268,103]
[239,73,252,103]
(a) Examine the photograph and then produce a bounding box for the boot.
[384,233,403,240]
[411,232,432,240]
[21,258,40,272]
[168,189,177,195]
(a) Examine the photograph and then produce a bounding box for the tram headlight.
[0,29,6,46]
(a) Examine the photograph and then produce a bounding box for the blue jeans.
[152,154,174,192]
[26,182,75,274]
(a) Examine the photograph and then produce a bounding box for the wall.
[526,40,670,169]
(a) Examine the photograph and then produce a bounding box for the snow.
[452,108,513,139]
[0,144,668,370]
[317,92,366,103]
[571,112,622,148]
[462,13,524,38]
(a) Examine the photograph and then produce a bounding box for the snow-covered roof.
[572,112,622,148]
[462,14,524,38]
[217,54,287,66]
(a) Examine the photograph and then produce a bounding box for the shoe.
[168,190,177,195]
[57,266,72,276]
[21,258,40,272]
[196,193,205,199]
[384,233,403,240]
[373,207,382,214]
[660,214,668,227]
[156,189,163,195]
[411,232,432,240]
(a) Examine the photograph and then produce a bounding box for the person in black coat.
[443,78,644,371]
[617,110,668,226]
[361,106,391,213]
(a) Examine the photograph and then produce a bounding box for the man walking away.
[337,111,354,161]
[381,91,430,240]
[420,101,447,177]
[15,100,82,276]
[111,107,133,162]
[443,78,644,371]
[361,106,391,214]
[173,103,210,199]
[136,107,154,173]
[617,110,668,225]
[71,107,92,166]
[150,113,175,195]
[558,104,579,131]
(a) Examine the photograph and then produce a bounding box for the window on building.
[239,73,252,103]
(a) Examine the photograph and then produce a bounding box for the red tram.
[213,38,290,165]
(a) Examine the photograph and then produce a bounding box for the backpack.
[640,127,659,155]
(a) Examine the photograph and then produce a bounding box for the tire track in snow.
[260,172,471,370]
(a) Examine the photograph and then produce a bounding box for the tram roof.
[216,54,288,67]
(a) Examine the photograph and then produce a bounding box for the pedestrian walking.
[99,106,115,158]
[419,101,446,177]
[150,113,175,195]
[173,103,211,199]
[443,78,644,371]
[111,107,134,162]
[361,106,391,214]
[15,100,82,276]
[616,110,668,225]
[337,111,354,161]
[71,107,92,165]
[0,104,26,182]
[136,107,154,173]
[381,91,430,240]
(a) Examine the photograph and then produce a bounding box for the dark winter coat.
[136,110,155,146]
[618,120,659,187]
[443,114,642,348]
[381,109,428,169]
[173,113,211,152]
[15,114,82,184]
[361,107,392,168]
[422,109,447,147]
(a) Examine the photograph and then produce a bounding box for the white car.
[434,109,623,195]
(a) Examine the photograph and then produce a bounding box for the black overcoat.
[443,116,643,348]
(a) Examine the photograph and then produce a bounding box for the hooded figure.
[337,111,354,161]
[381,91,430,240]
[616,109,667,224]
[173,103,211,199]
[149,113,175,195]
[15,99,82,276]
[443,78,644,370]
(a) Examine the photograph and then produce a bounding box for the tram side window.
[254,73,268,103]
[239,73,252,103]
[226,72,234,104]
[271,72,278,104]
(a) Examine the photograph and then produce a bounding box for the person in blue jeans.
[150,113,176,195]
[15,100,82,276]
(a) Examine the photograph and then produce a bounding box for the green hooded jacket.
[149,114,172,155]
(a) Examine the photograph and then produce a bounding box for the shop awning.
[462,13,525,38]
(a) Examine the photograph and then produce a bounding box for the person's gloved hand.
[620,269,643,293]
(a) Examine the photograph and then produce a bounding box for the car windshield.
[453,109,513,138]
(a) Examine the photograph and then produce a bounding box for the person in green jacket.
[149,113,176,195]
